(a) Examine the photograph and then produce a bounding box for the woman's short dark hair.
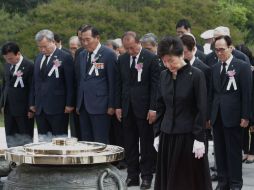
[214,35,232,47]
[158,36,183,58]
[1,42,20,55]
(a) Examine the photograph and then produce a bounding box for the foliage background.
[0,0,253,66]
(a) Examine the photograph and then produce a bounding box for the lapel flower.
[15,70,23,77]
[53,58,62,67]
[135,62,143,71]
[227,70,236,77]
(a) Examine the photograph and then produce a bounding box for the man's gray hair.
[140,33,158,46]
[35,29,55,42]
[69,36,80,46]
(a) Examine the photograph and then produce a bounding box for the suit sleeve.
[63,54,75,107]
[27,62,34,111]
[0,68,6,108]
[240,63,252,120]
[193,69,207,142]
[106,51,117,108]
[149,55,160,110]
[115,58,122,109]
[153,72,165,137]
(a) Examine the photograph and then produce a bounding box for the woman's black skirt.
[154,132,212,190]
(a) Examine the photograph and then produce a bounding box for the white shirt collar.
[40,46,57,68]
[225,54,233,65]
[91,43,101,56]
[189,56,195,65]
[130,47,142,67]
[13,55,23,74]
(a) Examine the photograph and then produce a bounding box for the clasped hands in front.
[115,109,156,124]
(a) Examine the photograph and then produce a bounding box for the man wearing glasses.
[209,35,252,190]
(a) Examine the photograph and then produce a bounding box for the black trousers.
[69,112,81,140]
[213,111,243,189]
[243,127,254,155]
[79,105,110,144]
[36,112,69,139]
[123,105,155,181]
[4,112,34,147]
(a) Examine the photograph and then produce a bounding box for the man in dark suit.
[30,29,75,142]
[176,18,205,53]
[1,42,34,147]
[209,35,252,190]
[115,31,160,189]
[76,25,116,144]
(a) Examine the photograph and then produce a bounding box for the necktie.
[131,56,136,70]
[10,65,16,76]
[41,55,49,77]
[220,62,227,84]
[86,52,93,73]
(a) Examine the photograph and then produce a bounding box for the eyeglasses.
[215,48,228,53]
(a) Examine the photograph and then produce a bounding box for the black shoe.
[116,162,127,170]
[140,179,152,189]
[211,173,218,181]
[126,178,139,187]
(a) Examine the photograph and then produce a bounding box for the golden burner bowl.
[5,138,124,165]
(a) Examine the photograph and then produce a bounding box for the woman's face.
[161,54,184,74]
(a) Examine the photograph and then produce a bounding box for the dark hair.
[1,42,20,55]
[54,33,61,43]
[176,19,191,30]
[235,44,254,65]
[121,31,140,43]
[214,35,232,46]
[180,34,195,51]
[77,23,88,35]
[80,25,100,37]
[158,36,183,58]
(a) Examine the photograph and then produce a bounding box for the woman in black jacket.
[154,36,212,190]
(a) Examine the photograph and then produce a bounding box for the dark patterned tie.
[40,56,49,78]
[130,56,136,83]
[220,62,227,84]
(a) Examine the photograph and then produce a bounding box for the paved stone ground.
[1,128,254,189]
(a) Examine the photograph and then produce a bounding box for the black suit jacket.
[195,49,206,63]
[1,58,33,116]
[30,48,75,115]
[206,49,250,67]
[154,64,207,141]
[209,57,252,127]
[193,58,211,93]
[116,48,160,119]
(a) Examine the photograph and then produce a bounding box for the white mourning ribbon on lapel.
[48,57,61,78]
[14,70,24,88]
[226,70,237,90]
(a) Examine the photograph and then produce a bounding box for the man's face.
[81,30,99,52]
[122,36,141,56]
[162,54,184,74]
[141,42,157,54]
[69,42,80,57]
[176,26,190,37]
[37,37,56,56]
[3,52,20,65]
[215,38,232,63]
[183,46,194,61]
